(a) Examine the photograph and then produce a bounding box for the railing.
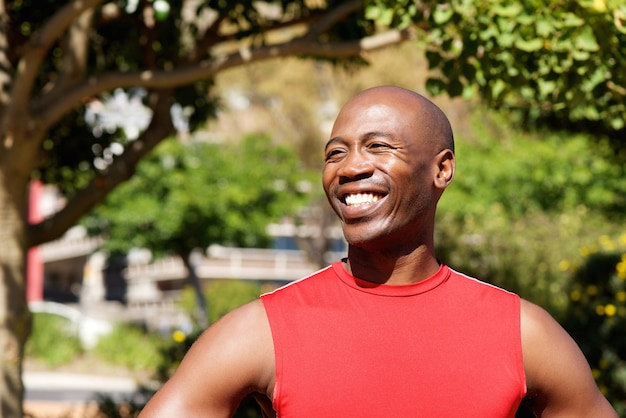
[40,236,104,262]
[124,245,325,282]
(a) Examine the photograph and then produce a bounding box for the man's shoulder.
[447,266,520,298]
[214,298,271,335]
[261,263,337,297]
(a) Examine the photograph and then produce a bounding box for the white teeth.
[344,193,380,206]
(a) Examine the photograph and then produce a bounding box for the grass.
[25,313,83,367]
[25,312,167,376]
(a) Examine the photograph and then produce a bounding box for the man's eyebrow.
[363,131,394,141]
[324,136,344,151]
[325,131,395,151]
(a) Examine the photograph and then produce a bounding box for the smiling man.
[139,86,617,417]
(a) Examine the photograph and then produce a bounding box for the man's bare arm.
[520,299,617,417]
[139,299,275,417]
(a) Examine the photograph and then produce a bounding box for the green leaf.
[514,37,544,51]
[432,6,454,24]
[537,79,557,98]
[478,25,499,41]
[516,14,535,26]
[572,50,591,61]
[462,83,477,100]
[491,4,523,17]
[574,26,600,51]
[536,19,554,37]
[498,32,516,48]
[426,77,446,96]
[610,117,625,130]
[561,12,585,27]
[492,79,507,99]
[364,5,381,21]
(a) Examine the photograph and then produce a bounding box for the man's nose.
[337,151,374,180]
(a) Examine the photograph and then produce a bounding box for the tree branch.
[191,10,330,59]
[42,7,95,102]
[0,0,11,110]
[34,28,411,130]
[306,0,362,40]
[27,90,175,247]
[9,0,105,116]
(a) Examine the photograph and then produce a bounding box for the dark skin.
[139,86,617,417]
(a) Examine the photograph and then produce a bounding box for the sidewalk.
[24,400,99,418]
[23,371,144,418]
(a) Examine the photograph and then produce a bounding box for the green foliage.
[178,280,264,324]
[371,0,626,144]
[93,324,165,371]
[560,234,626,415]
[442,111,626,219]
[366,0,419,29]
[25,313,83,367]
[84,133,314,258]
[154,328,197,383]
[204,280,262,323]
[436,108,626,310]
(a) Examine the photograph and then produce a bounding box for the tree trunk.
[0,170,31,418]
[182,252,208,329]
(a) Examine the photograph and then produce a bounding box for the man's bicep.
[139,299,275,417]
[520,300,617,417]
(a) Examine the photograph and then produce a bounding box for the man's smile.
[343,192,383,207]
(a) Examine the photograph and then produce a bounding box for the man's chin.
[343,231,383,251]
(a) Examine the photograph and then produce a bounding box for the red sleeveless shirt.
[261,262,526,417]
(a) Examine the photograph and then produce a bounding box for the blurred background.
[1,1,623,417]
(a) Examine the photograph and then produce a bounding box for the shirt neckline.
[331,261,451,297]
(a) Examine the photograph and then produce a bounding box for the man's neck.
[344,245,440,286]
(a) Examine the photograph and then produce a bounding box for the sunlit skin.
[137,86,617,418]
[323,87,454,285]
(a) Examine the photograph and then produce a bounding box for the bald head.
[323,85,456,256]
[339,86,454,154]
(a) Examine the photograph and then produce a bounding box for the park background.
[0,1,624,417]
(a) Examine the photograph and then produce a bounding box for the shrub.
[178,279,264,325]
[93,323,165,372]
[561,234,626,415]
[25,313,83,367]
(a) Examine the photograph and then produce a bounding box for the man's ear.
[434,149,455,190]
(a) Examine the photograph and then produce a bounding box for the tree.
[0,1,410,414]
[436,108,626,310]
[369,0,626,148]
[3,0,624,415]
[84,134,313,325]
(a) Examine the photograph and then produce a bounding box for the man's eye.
[369,143,392,150]
[325,149,344,160]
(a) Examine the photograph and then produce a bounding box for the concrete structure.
[29,181,346,341]
[34,222,345,337]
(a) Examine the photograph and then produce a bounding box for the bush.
[178,279,264,325]
[437,109,626,313]
[25,313,83,367]
[93,323,165,372]
[561,234,626,415]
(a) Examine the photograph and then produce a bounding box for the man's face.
[322,96,438,251]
